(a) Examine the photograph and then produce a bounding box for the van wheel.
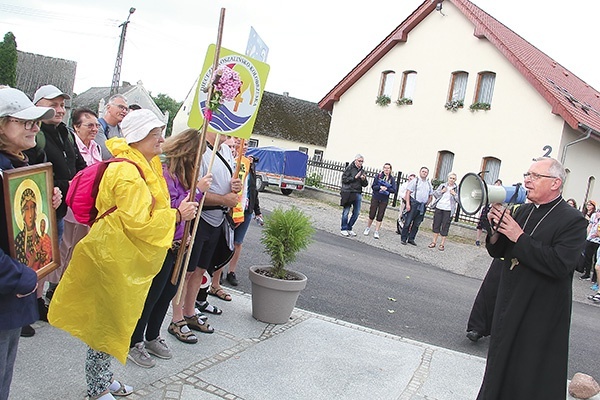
[281,188,293,196]
[256,176,266,191]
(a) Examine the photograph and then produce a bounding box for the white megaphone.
[458,172,527,215]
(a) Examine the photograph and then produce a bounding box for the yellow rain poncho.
[48,138,175,364]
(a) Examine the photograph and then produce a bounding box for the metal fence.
[306,158,480,225]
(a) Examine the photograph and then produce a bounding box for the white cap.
[0,87,55,120]
[121,109,166,144]
[33,84,71,104]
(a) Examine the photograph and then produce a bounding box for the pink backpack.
[66,158,145,226]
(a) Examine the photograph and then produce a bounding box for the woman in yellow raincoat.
[48,109,198,400]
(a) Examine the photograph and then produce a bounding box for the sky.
[1,0,599,104]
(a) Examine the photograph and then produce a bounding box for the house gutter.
[560,125,593,164]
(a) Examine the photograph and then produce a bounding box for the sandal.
[109,380,133,397]
[439,245,445,251]
[196,300,223,315]
[208,286,232,301]
[588,293,600,302]
[428,242,436,248]
[184,314,214,334]
[168,320,198,343]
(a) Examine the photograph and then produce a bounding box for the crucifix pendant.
[510,258,519,270]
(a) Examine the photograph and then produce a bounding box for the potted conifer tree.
[249,206,314,324]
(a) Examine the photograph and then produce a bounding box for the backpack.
[66,158,145,226]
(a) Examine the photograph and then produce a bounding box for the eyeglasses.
[79,123,101,129]
[523,172,557,181]
[110,103,129,112]
[8,119,41,130]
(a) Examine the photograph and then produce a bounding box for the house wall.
[559,126,600,205]
[325,2,569,189]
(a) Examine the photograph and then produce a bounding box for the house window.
[448,71,468,103]
[481,157,501,184]
[299,147,308,154]
[400,71,417,101]
[248,138,259,147]
[474,72,496,105]
[313,149,323,162]
[379,70,395,97]
[435,151,454,180]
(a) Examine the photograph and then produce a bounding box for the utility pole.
[110,7,136,96]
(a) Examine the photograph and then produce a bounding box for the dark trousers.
[582,240,599,277]
[467,259,502,336]
[130,250,178,346]
[400,205,425,242]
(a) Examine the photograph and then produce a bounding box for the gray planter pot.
[248,265,308,324]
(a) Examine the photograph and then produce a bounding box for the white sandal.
[109,380,133,397]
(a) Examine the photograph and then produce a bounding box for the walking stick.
[171,8,226,303]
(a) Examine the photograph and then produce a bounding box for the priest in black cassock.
[477,157,587,400]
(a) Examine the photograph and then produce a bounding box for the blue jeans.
[341,193,362,231]
[0,328,20,400]
[401,204,425,242]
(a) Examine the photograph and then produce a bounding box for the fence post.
[392,171,402,207]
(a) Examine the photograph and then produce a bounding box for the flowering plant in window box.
[444,99,464,112]
[375,95,391,107]
[395,97,413,106]
[469,102,491,111]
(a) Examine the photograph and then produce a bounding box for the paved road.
[227,189,600,379]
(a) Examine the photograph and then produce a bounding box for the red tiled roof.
[318,0,600,135]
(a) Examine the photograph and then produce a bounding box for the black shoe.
[37,297,48,322]
[580,274,591,281]
[21,325,35,337]
[408,240,417,246]
[401,241,407,245]
[226,272,239,286]
[466,330,483,342]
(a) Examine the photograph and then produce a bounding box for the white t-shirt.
[201,142,234,227]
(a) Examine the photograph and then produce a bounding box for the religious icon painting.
[1,162,60,279]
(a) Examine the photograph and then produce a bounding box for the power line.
[0,3,119,27]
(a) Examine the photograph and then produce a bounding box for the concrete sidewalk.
[12,290,488,400]
[12,291,593,400]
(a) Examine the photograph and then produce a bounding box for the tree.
[151,93,182,136]
[0,32,18,87]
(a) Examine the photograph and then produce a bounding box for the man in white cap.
[24,84,86,314]
[97,94,129,160]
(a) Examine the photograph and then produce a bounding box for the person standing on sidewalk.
[340,154,368,237]
[364,163,396,239]
[428,172,458,251]
[49,110,198,399]
[400,167,433,245]
[96,94,129,160]
[0,87,58,399]
[223,138,262,286]
[579,207,600,280]
[477,157,587,400]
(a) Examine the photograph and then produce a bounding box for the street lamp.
[110,7,136,96]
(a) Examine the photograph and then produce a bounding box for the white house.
[319,0,600,206]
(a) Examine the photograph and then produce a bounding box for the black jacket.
[246,162,261,215]
[24,122,86,220]
[341,161,368,193]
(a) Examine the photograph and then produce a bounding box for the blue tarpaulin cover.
[246,146,308,179]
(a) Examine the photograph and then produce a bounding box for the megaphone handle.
[490,183,523,235]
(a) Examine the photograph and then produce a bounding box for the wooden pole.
[171,8,226,303]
